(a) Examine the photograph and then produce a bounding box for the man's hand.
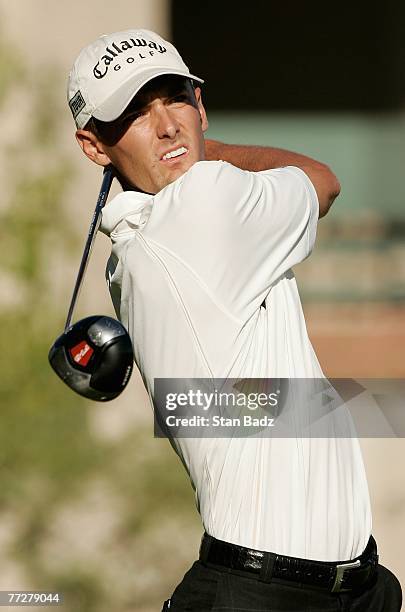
[204,139,340,218]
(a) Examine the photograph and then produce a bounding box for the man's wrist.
[204,139,225,161]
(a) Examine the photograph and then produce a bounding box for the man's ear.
[75,129,112,167]
[194,87,209,132]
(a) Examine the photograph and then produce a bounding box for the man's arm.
[204,139,340,218]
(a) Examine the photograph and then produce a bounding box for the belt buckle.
[331,559,361,593]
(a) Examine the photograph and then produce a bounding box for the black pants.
[162,559,402,611]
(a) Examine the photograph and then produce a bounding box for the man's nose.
[153,103,179,140]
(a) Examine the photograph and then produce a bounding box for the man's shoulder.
[183,159,243,182]
[179,161,308,193]
[177,160,250,201]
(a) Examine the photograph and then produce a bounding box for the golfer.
[67,28,402,611]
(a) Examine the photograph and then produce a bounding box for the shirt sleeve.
[155,160,319,320]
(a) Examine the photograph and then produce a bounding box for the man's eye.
[170,94,188,104]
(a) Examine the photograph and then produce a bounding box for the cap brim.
[92,67,204,123]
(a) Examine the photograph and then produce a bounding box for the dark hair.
[83,116,101,138]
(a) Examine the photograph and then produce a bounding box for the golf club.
[48,165,134,401]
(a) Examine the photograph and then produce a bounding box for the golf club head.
[49,315,134,401]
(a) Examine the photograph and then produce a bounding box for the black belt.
[199,533,379,593]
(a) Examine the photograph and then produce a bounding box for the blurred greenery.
[0,35,24,108]
[2,168,74,283]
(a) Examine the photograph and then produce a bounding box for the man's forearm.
[204,139,341,218]
[205,138,325,172]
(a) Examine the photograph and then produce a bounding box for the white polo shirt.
[100,160,372,561]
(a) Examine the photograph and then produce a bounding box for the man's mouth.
[161,146,188,162]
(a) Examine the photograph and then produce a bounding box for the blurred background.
[0,1,404,610]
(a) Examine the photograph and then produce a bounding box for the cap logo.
[69,90,86,119]
[93,38,167,79]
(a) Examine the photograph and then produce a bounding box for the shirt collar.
[100,190,153,238]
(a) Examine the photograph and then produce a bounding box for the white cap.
[67,28,204,129]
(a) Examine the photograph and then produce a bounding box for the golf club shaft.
[64,166,115,332]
